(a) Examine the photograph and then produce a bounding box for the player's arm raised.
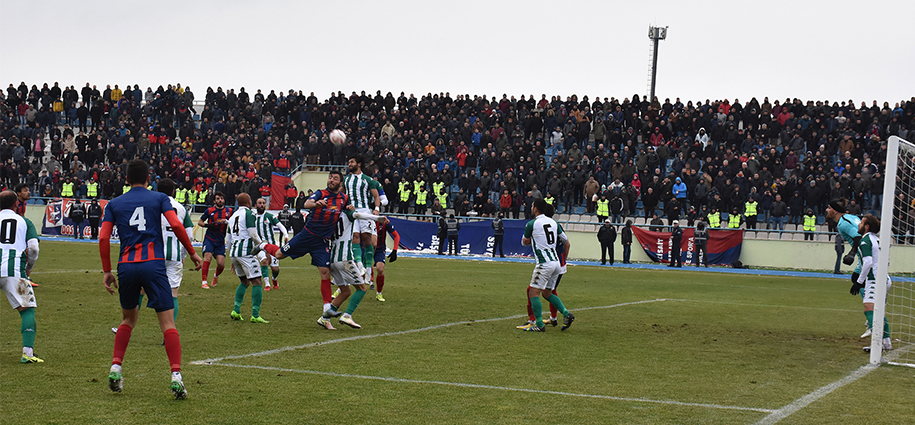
[165,209,202,270]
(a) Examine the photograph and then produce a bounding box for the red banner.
[631,226,744,266]
[270,173,291,210]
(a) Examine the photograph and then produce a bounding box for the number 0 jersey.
[523,214,567,264]
[228,206,258,257]
[329,210,358,263]
[102,187,174,263]
[162,197,193,262]
[0,209,39,278]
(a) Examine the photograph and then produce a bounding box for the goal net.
[872,136,915,366]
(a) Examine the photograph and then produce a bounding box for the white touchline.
[190,299,670,365]
[210,362,777,413]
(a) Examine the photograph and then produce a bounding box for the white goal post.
[871,135,915,365]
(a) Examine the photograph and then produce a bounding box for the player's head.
[157,178,176,197]
[256,197,267,214]
[214,191,225,207]
[859,214,880,234]
[532,198,548,216]
[0,190,18,210]
[14,183,29,200]
[236,192,252,208]
[327,170,344,192]
[826,198,847,221]
[126,159,150,186]
[543,202,555,217]
[348,154,364,174]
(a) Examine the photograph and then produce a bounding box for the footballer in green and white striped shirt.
[343,154,382,286]
[254,197,289,289]
[520,198,574,332]
[157,179,194,323]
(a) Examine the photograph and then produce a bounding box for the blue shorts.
[281,230,330,268]
[116,261,173,312]
[374,246,386,264]
[203,237,226,256]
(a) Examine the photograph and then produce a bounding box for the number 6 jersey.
[523,214,567,264]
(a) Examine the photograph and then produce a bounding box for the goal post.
[871,135,915,365]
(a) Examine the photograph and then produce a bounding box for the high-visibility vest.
[122,184,130,195]
[176,188,187,203]
[745,201,757,217]
[596,199,609,216]
[147,185,153,191]
[437,192,447,208]
[708,212,721,228]
[545,196,555,206]
[198,190,208,204]
[413,180,425,195]
[398,182,411,201]
[432,182,444,197]
[416,190,427,206]
[728,214,741,228]
[188,190,198,204]
[61,182,74,197]
[803,215,816,232]
[86,182,98,197]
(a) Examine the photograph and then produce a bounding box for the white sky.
[2,0,913,105]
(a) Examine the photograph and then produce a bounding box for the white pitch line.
[211,362,776,414]
[190,298,670,365]
[754,364,878,425]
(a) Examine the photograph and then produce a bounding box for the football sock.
[251,284,263,318]
[202,261,210,281]
[163,328,181,372]
[530,297,544,328]
[272,268,279,279]
[549,289,558,318]
[376,275,385,293]
[112,324,133,365]
[363,244,374,271]
[544,293,569,317]
[352,244,364,267]
[263,244,280,257]
[234,283,248,313]
[19,308,36,349]
[345,289,366,315]
[138,294,144,310]
[173,297,179,321]
[865,310,874,329]
[526,286,535,321]
[261,265,270,281]
[883,317,890,339]
[215,264,224,277]
[320,279,333,304]
[324,304,339,318]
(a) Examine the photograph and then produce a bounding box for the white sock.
[342,313,352,319]
[110,364,122,373]
[172,371,182,382]
[322,303,331,313]
[550,316,557,321]
[22,347,33,357]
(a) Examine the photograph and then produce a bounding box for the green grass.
[2,241,914,424]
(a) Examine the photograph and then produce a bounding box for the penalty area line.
[210,362,776,414]
[190,298,670,365]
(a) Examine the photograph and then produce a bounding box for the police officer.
[745,197,758,229]
[445,213,460,255]
[69,200,86,239]
[669,220,683,267]
[491,212,505,258]
[87,199,103,239]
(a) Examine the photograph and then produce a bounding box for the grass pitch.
[2,241,914,424]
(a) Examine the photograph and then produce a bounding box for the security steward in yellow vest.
[86,180,99,199]
[728,208,742,229]
[744,199,758,229]
[61,180,74,198]
[803,209,817,241]
[437,189,448,209]
[708,209,721,228]
[545,194,555,207]
[398,179,411,214]
[596,195,610,222]
[176,187,188,204]
[198,189,208,206]
[415,187,428,215]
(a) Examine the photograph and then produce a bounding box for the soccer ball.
[329,129,346,145]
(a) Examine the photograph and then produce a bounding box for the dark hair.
[543,202,555,217]
[329,170,344,180]
[828,198,848,213]
[126,159,149,185]
[157,178,176,197]
[0,190,17,210]
[13,183,28,194]
[349,154,364,168]
[861,214,880,233]
[213,191,225,200]
[533,198,548,213]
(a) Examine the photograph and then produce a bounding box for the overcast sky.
[2,0,913,105]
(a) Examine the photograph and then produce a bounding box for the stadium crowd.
[1,81,913,238]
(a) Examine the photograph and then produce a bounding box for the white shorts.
[354,208,377,236]
[231,256,263,280]
[329,260,363,287]
[256,251,280,268]
[166,260,183,289]
[2,277,36,309]
[529,262,562,291]
[862,276,892,304]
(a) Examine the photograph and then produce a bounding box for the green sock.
[261,266,270,281]
[19,308,36,349]
[173,297,179,321]
[234,283,248,313]
[883,317,890,339]
[345,289,366,315]
[865,310,874,329]
[545,294,569,317]
[272,268,279,279]
[530,297,543,327]
[138,294,144,311]
[363,244,374,271]
[251,284,263,318]
[352,243,363,265]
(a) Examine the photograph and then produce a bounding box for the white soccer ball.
[329,129,347,145]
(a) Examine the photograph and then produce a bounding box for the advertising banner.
[631,226,743,266]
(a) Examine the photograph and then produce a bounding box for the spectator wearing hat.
[669,220,683,268]
[597,219,617,265]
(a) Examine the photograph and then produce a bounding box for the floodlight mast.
[648,25,668,104]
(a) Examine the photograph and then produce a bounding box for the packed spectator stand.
[2,81,913,243]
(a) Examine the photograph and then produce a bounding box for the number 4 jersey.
[102,187,174,263]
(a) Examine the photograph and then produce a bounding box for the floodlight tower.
[647,25,668,104]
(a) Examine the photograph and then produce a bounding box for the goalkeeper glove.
[388,250,397,262]
[843,236,861,265]
[850,281,865,296]
[842,253,856,266]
